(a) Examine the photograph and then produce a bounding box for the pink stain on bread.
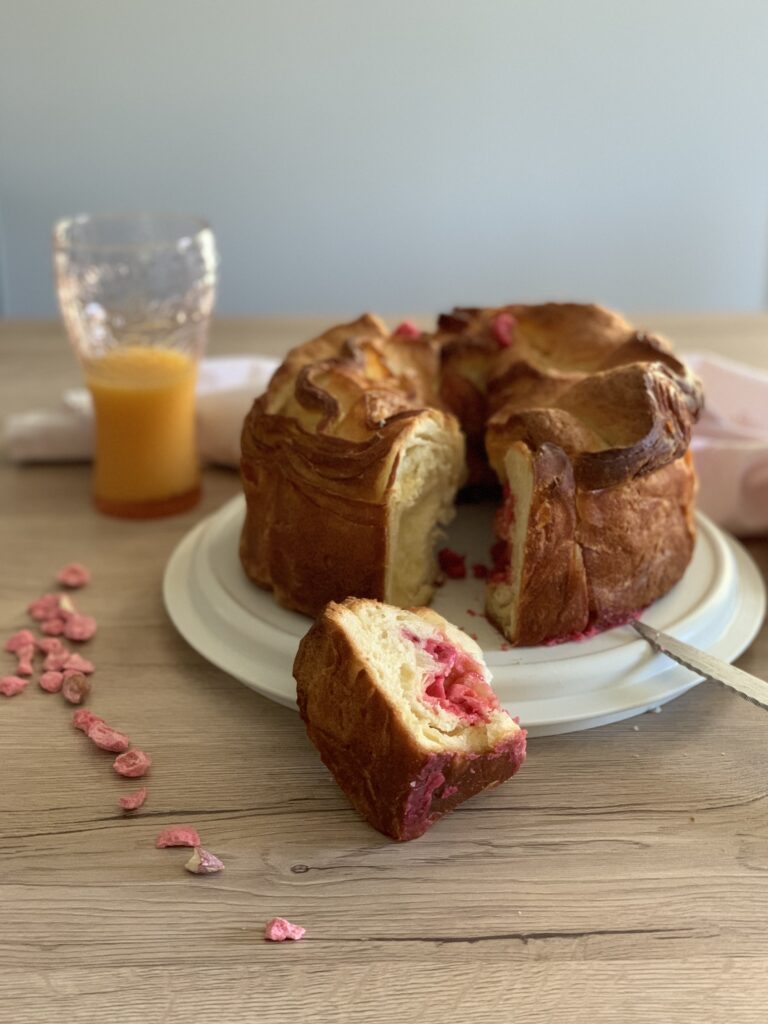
[413,633,499,724]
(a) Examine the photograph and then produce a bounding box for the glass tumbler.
[53,213,218,518]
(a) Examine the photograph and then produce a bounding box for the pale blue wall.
[1,0,768,317]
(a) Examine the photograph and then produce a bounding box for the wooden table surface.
[1,314,767,1024]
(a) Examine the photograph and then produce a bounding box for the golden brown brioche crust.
[242,303,702,644]
[576,450,697,624]
[240,405,459,616]
[294,600,526,841]
[241,314,465,616]
[486,362,699,491]
[486,450,696,646]
[264,313,444,438]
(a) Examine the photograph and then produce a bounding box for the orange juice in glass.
[53,214,218,518]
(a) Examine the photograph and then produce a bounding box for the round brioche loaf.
[241,303,702,645]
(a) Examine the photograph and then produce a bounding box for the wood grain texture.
[1,315,767,1023]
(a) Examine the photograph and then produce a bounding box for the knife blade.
[632,620,768,712]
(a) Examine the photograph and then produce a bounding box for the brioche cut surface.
[241,303,702,645]
[294,598,526,841]
[240,315,465,616]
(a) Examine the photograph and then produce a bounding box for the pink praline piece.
[491,311,516,348]
[0,675,29,697]
[113,749,151,778]
[392,320,422,339]
[64,615,97,643]
[15,643,35,676]
[56,563,91,588]
[264,917,306,942]
[39,671,64,693]
[28,594,62,621]
[72,708,104,733]
[4,629,36,653]
[119,787,148,812]
[184,847,225,875]
[155,825,201,848]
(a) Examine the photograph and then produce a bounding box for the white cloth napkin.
[685,352,768,537]
[5,350,768,536]
[3,356,280,469]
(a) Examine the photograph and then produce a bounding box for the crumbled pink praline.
[72,709,104,733]
[438,547,466,579]
[491,311,517,348]
[61,673,90,704]
[113,749,151,778]
[392,320,422,339]
[15,644,35,676]
[64,653,95,674]
[41,618,66,636]
[402,630,499,724]
[264,917,306,942]
[36,637,65,654]
[64,614,97,642]
[119,787,148,811]
[87,721,131,753]
[155,826,201,848]
[28,594,63,621]
[0,675,29,697]
[184,847,225,874]
[56,563,91,588]
[4,629,36,653]
[39,671,64,693]
[44,650,71,671]
[62,667,88,681]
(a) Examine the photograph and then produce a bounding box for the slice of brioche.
[294,598,526,841]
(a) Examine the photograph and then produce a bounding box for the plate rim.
[163,498,766,735]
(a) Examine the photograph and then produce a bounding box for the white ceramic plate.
[163,497,765,736]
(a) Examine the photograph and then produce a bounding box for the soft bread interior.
[385,417,465,608]
[485,443,534,642]
[335,600,519,754]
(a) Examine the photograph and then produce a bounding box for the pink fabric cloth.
[687,353,768,536]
